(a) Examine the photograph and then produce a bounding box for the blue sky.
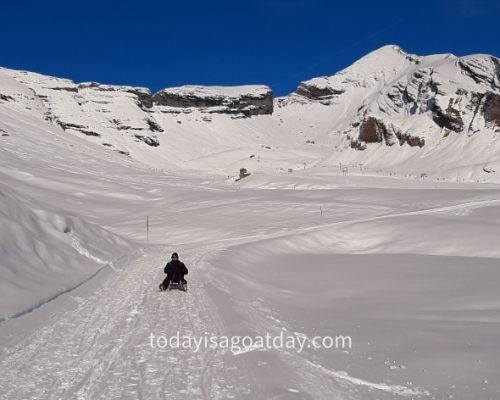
[1,0,499,96]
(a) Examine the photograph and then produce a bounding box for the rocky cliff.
[153,85,273,116]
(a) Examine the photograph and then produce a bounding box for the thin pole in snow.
[146,215,149,242]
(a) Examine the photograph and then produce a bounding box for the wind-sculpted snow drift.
[0,184,131,319]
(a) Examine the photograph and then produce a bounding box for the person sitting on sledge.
[160,252,188,290]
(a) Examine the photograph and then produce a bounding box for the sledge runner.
[159,252,188,291]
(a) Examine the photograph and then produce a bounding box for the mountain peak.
[295,45,421,100]
[368,44,407,55]
[350,44,421,70]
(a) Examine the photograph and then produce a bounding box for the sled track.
[0,246,242,399]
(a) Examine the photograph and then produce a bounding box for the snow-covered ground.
[1,114,500,398]
[1,49,500,398]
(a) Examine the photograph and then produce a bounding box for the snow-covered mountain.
[276,45,500,180]
[1,44,499,180]
[288,45,500,147]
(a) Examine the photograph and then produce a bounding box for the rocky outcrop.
[0,93,14,102]
[358,117,401,145]
[357,117,424,148]
[49,86,78,93]
[296,78,344,100]
[146,118,164,132]
[57,122,101,137]
[349,139,366,151]
[153,85,273,116]
[134,134,160,147]
[359,117,388,143]
[429,98,464,132]
[484,92,500,126]
[133,89,153,109]
[399,133,425,147]
[78,82,153,110]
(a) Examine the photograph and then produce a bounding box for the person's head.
[171,252,179,261]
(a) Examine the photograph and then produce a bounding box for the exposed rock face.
[358,117,424,148]
[399,133,425,147]
[49,86,78,92]
[146,118,164,132]
[359,117,388,143]
[484,92,500,126]
[429,98,464,132]
[349,139,366,151]
[134,134,160,147]
[132,89,153,109]
[153,85,273,116]
[0,93,14,102]
[296,78,344,100]
[57,122,101,137]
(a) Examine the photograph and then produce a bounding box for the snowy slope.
[0,67,314,174]
[0,78,139,318]
[0,183,131,319]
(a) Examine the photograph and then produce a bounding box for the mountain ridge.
[1,45,499,182]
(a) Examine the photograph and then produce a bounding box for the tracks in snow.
[0,246,243,400]
[1,197,495,399]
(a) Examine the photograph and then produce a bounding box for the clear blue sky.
[1,0,499,96]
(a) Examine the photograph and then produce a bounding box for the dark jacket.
[164,260,188,276]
